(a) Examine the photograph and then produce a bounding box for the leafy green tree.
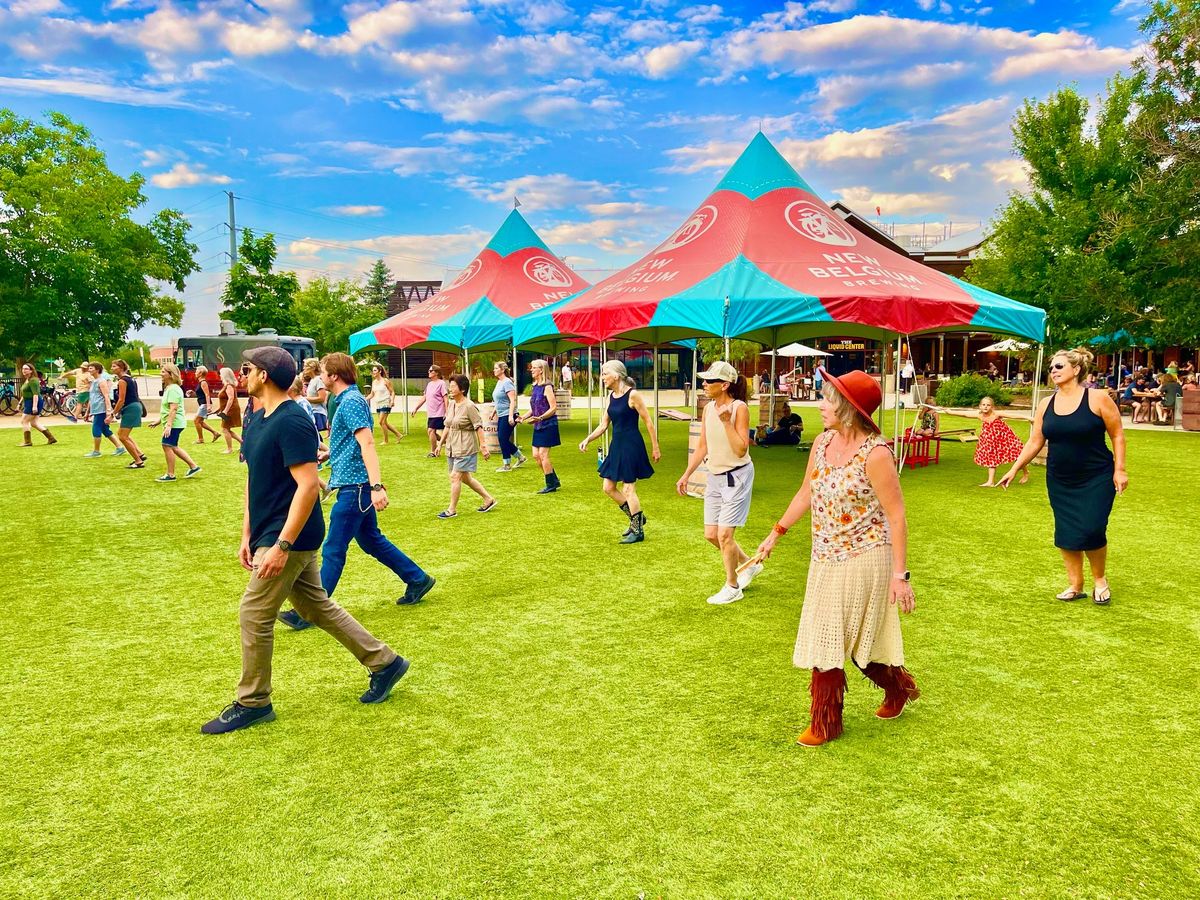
[220,230,300,335]
[364,258,392,313]
[697,338,762,365]
[967,77,1154,347]
[1129,0,1200,343]
[0,109,197,361]
[292,276,381,354]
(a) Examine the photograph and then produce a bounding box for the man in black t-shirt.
[201,346,411,735]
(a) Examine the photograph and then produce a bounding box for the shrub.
[935,373,1014,408]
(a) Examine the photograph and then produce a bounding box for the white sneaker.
[737,562,764,590]
[706,584,744,605]
[496,464,512,472]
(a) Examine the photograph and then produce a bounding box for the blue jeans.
[320,483,425,597]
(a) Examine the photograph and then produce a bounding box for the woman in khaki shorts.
[676,361,759,606]
[434,374,496,518]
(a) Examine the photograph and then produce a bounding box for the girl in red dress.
[938,396,1029,487]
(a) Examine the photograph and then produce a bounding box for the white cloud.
[7,0,67,15]
[984,158,1028,188]
[720,13,1138,87]
[992,45,1138,81]
[638,40,705,78]
[835,186,954,215]
[222,18,296,57]
[309,0,478,55]
[150,162,233,188]
[318,140,466,176]
[817,60,969,114]
[0,74,223,110]
[454,172,615,210]
[677,4,726,25]
[809,0,858,12]
[140,148,168,167]
[322,204,387,216]
[930,162,970,181]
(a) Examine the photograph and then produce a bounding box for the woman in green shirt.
[149,364,201,482]
[18,363,55,447]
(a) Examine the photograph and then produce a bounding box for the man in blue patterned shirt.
[277,352,434,632]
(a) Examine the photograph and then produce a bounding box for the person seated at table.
[1183,374,1199,392]
[1155,373,1182,424]
[912,405,939,438]
[757,413,803,446]
[1130,376,1155,423]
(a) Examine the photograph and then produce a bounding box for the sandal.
[1056,588,1087,602]
[1093,585,1112,606]
[436,509,457,519]
[477,499,497,513]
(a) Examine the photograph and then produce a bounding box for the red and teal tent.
[512,133,1045,348]
[350,209,590,355]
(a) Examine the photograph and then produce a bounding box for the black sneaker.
[277,608,313,631]
[397,573,435,605]
[360,655,410,703]
[200,702,276,735]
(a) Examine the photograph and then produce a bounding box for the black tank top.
[1041,389,1113,483]
[120,374,139,406]
[607,389,639,435]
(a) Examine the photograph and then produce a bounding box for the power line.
[177,191,227,215]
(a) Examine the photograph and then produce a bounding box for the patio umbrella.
[976,338,1030,381]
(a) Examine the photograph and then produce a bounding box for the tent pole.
[691,346,699,420]
[587,344,594,435]
[1032,344,1045,411]
[401,349,409,435]
[769,328,778,434]
[652,342,660,423]
[894,334,905,471]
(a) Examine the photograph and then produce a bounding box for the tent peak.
[714,132,814,201]
[484,208,550,257]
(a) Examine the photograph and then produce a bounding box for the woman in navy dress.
[579,360,661,543]
[999,347,1127,605]
[520,359,562,494]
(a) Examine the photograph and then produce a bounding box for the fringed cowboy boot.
[797,667,846,747]
[619,501,633,536]
[862,662,921,720]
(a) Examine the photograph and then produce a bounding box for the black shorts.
[428,416,445,430]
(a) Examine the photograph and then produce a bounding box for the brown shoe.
[864,663,920,719]
[796,668,846,747]
[44,430,56,444]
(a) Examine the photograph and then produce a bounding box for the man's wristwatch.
[371,483,386,491]
[893,570,911,581]
[276,539,293,552]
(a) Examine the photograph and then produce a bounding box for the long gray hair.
[601,359,635,389]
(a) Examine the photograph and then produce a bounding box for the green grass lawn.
[2,413,1198,898]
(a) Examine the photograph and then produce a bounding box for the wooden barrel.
[758,396,791,428]
[555,387,571,420]
[686,421,709,498]
[1182,392,1200,432]
[696,395,711,418]
[481,421,501,456]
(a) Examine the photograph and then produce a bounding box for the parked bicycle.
[0,380,18,416]
[39,382,78,419]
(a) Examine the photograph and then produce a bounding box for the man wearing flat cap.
[200,346,410,734]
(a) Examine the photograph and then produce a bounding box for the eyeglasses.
[1049,363,1068,371]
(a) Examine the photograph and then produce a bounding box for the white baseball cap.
[696,361,739,383]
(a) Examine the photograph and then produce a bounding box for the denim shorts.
[162,427,184,447]
[448,453,478,473]
[92,415,113,439]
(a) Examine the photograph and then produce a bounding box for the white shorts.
[703,462,754,528]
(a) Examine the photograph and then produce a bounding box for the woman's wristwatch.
[893,570,911,581]
[371,483,386,491]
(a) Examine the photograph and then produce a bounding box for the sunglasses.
[1049,362,1068,371]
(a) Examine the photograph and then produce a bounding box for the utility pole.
[226,191,237,267]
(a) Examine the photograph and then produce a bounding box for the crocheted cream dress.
[793,431,906,671]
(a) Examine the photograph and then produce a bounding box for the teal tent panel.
[713,132,815,200]
[956,278,1046,343]
[485,209,551,258]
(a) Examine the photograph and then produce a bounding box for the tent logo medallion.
[657,204,718,252]
[523,256,573,288]
[450,259,482,288]
[785,200,857,247]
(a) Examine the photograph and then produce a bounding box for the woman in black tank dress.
[999,347,1128,605]
[578,360,661,544]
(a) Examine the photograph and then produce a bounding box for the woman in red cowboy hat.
[757,367,918,747]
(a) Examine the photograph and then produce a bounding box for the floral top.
[810,431,892,562]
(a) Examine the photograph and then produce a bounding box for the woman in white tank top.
[676,361,759,605]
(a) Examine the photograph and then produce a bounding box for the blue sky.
[0,0,1146,344]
